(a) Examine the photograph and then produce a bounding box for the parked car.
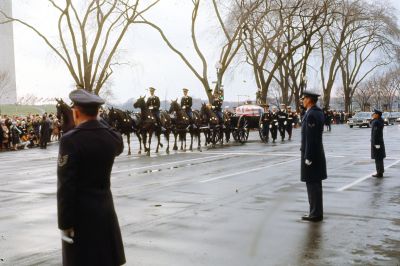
[348,112,373,128]
[388,112,400,124]
[382,112,398,125]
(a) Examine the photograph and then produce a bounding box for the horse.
[55,98,75,134]
[169,100,202,151]
[133,96,171,156]
[200,103,231,147]
[107,107,139,155]
[51,118,62,141]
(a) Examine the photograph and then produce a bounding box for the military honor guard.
[277,103,288,141]
[260,104,272,142]
[57,89,126,265]
[181,88,193,119]
[286,106,295,140]
[146,87,162,126]
[370,109,386,178]
[270,107,279,143]
[212,93,224,124]
[300,90,327,222]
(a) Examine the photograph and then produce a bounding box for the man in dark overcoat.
[40,114,51,149]
[370,109,386,178]
[57,89,126,266]
[300,90,327,222]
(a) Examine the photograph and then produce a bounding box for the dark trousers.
[270,126,277,140]
[278,124,285,139]
[306,181,323,218]
[262,123,270,140]
[375,159,384,174]
[286,125,292,139]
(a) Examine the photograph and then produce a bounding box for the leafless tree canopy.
[0,0,160,95]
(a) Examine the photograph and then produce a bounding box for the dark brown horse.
[200,103,231,147]
[55,98,75,134]
[108,107,139,155]
[169,100,202,151]
[133,96,171,156]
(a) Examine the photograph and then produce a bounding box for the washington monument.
[0,0,17,104]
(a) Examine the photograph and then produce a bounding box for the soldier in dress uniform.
[286,106,295,140]
[300,90,327,222]
[277,103,288,141]
[270,107,279,143]
[146,87,162,128]
[370,109,386,178]
[260,104,272,142]
[212,93,224,125]
[181,88,193,119]
[57,89,126,266]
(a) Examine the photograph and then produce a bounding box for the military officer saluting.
[146,87,162,126]
[57,89,126,265]
[181,88,193,119]
[370,109,386,178]
[300,90,327,222]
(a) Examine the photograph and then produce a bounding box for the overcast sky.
[10,0,400,104]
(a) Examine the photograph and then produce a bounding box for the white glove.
[61,229,74,244]
[375,145,381,149]
[269,125,272,129]
[275,122,278,126]
[182,106,186,109]
[284,121,287,125]
[305,159,312,166]
[149,106,153,110]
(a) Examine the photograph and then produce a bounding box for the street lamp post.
[215,61,223,97]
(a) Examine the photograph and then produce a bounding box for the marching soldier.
[370,109,386,178]
[277,103,288,141]
[270,107,279,143]
[286,106,295,140]
[300,90,327,222]
[260,104,272,142]
[146,87,162,128]
[57,89,126,265]
[181,88,193,119]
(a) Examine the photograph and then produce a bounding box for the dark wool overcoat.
[300,105,327,183]
[57,119,126,266]
[370,118,386,160]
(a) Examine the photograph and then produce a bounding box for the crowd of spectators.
[0,113,61,152]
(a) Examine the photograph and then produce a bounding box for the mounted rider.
[181,88,193,119]
[146,87,164,130]
[211,93,224,125]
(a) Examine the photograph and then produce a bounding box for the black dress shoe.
[372,173,383,178]
[301,215,323,222]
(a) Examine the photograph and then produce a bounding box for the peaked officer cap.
[183,88,189,92]
[69,89,105,106]
[373,109,382,116]
[149,87,156,91]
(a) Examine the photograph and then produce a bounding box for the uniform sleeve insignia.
[58,154,69,167]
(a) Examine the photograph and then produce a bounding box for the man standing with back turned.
[57,89,126,265]
[300,90,327,222]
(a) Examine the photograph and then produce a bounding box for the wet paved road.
[0,124,399,265]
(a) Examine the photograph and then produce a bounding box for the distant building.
[0,0,17,104]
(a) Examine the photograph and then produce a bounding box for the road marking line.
[199,158,300,183]
[112,154,233,174]
[202,151,345,158]
[337,159,400,191]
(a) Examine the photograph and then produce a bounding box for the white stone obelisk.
[0,0,17,104]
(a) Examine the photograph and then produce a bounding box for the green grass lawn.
[0,105,56,116]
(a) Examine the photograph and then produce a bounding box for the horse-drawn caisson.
[55,90,271,156]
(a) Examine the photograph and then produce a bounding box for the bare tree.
[338,2,399,113]
[0,0,160,95]
[136,0,258,102]
[353,78,375,111]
